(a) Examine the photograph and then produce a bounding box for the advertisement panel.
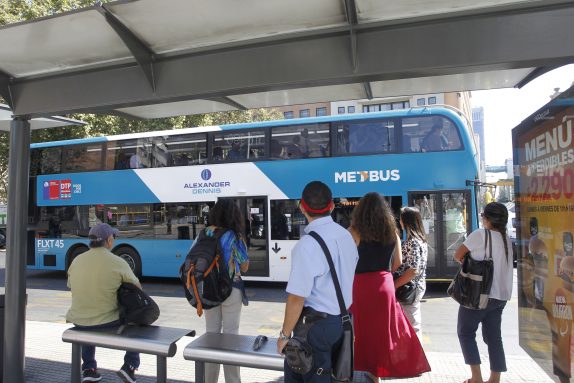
[514,87,574,382]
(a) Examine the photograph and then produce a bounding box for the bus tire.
[66,245,89,271]
[114,246,142,278]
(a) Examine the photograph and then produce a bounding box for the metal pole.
[195,361,205,383]
[157,356,167,383]
[71,344,82,383]
[3,117,30,383]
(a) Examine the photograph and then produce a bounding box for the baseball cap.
[88,223,119,241]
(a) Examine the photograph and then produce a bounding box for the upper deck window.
[335,119,396,155]
[402,116,463,153]
[30,147,62,176]
[211,129,266,162]
[149,133,207,167]
[61,143,104,173]
[270,123,330,159]
[106,138,152,170]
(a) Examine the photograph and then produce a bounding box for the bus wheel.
[66,246,88,271]
[114,247,142,278]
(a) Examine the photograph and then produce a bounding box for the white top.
[463,228,514,301]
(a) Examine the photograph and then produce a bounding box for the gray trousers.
[204,287,243,383]
[400,287,425,341]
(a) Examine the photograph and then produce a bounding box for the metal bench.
[62,325,194,383]
[184,333,284,383]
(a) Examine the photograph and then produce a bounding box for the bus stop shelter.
[1,0,574,381]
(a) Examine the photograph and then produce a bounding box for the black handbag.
[395,281,417,305]
[309,231,354,382]
[283,307,327,375]
[447,229,494,310]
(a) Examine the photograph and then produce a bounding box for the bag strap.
[308,231,351,327]
[483,229,492,261]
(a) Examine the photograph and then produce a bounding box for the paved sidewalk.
[24,320,553,383]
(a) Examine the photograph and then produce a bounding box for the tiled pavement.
[23,320,554,383]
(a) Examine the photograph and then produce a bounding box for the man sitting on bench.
[66,223,142,383]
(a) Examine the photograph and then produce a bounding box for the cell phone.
[564,232,573,257]
[530,217,538,236]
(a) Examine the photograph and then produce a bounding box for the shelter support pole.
[3,117,30,383]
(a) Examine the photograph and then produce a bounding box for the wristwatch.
[279,329,291,340]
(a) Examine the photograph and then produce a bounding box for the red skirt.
[351,271,431,378]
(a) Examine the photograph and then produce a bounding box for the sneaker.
[117,363,137,383]
[82,368,102,382]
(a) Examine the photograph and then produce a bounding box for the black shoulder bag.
[447,229,494,310]
[309,231,354,382]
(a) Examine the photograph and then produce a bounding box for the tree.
[0,1,282,203]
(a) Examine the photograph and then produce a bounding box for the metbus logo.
[201,169,212,181]
[334,169,400,183]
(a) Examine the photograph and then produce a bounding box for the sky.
[471,64,574,166]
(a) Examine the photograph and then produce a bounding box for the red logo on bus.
[49,180,60,200]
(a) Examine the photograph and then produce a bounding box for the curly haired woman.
[349,192,430,381]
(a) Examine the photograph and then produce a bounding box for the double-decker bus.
[27,106,480,281]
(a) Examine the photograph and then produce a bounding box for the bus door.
[223,196,269,277]
[408,191,471,280]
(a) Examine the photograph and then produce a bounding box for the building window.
[338,107,345,114]
[316,107,327,117]
[283,111,294,119]
[417,98,425,106]
[300,109,310,118]
[348,106,355,113]
[428,97,437,105]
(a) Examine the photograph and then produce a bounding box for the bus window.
[443,193,468,268]
[402,116,462,153]
[30,147,62,175]
[271,123,330,159]
[211,129,266,162]
[61,143,104,173]
[332,198,360,228]
[270,200,306,240]
[153,202,213,240]
[107,204,153,238]
[335,119,395,155]
[150,133,207,167]
[106,138,152,170]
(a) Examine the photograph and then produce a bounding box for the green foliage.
[0,0,106,26]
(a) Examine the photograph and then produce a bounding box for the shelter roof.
[1,0,573,119]
[0,104,84,131]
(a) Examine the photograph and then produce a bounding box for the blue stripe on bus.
[254,153,476,199]
[32,136,108,148]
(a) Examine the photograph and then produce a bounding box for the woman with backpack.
[454,202,513,383]
[202,199,250,383]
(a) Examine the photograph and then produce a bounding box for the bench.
[184,333,284,383]
[62,325,194,383]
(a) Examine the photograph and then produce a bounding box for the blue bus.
[27,107,480,281]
